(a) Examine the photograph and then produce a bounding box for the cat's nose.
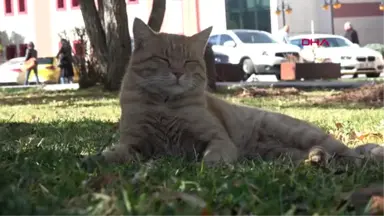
[172,71,183,79]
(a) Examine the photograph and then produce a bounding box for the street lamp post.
[281,1,286,26]
[380,0,384,11]
[275,0,292,27]
[322,0,342,35]
[330,0,335,34]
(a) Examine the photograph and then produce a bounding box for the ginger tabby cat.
[86,18,382,169]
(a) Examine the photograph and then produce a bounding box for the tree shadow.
[0,120,117,157]
[0,120,119,214]
[0,89,117,106]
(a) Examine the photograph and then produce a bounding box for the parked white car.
[289,34,384,78]
[0,57,25,84]
[208,29,301,80]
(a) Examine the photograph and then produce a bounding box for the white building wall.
[49,0,84,56]
[160,0,183,34]
[334,16,384,45]
[0,0,35,46]
[198,0,227,34]
[273,0,332,36]
[48,0,150,56]
[127,1,151,35]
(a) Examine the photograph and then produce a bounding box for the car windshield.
[314,37,352,48]
[234,31,277,44]
[37,57,54,65]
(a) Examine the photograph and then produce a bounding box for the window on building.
[18,0,27,14]
[56,0,66,10]
[127,0,139,4]
[4,0,13,15]
[6,44,17,60]
[225,0,271,32]
[71,0,79,9]
[19,44,28,56]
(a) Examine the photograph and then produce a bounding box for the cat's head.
[128,18,212,97]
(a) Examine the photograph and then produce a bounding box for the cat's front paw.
[202,148,237,167]
[305,146,329,166]
[80,154,107,173]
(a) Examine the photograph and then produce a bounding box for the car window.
[289,39,303,49]
[208,35,219,45]
[315,37,351,48]
[234,31,277,44]
[219,34,235,45]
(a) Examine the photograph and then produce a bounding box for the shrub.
[364,43,384,57]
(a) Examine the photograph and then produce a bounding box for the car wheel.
[275,73,281,80]
[241,58,255,75]
[366,73,381,78]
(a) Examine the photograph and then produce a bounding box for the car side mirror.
[223,41,236,48]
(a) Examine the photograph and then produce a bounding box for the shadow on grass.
[0,120,383,215]
[0,120,117,156]
[0,89,118,106]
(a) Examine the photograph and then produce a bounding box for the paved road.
[0,74,383,91]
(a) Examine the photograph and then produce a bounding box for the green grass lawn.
[0,87,383,215]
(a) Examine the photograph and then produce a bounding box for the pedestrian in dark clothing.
[344,22,359,45]
[24,42,40,85]
[56,39,74,84]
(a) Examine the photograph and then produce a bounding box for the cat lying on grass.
[82,18,383,171]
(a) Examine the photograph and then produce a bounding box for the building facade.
[0,0,211,62]
[0,0,383,63]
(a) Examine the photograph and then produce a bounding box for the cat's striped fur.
[99,18,382,166]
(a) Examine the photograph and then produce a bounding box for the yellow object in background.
[18,57,80,84]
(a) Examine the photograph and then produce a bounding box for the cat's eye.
[185,60,197,66]
[154,56,170,65]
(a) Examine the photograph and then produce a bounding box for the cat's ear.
[190,26,213,50]
[132,18,156,46]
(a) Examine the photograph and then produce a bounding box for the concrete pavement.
[0,74,383,91]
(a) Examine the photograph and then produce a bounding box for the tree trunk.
[80,0,168,91]
[204,43,217,92]
[102,0,131,91]
[79,0,108,83]
[80,0,131,91]
[147,0,166,32]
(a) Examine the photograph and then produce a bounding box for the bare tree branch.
[147,0,166,32]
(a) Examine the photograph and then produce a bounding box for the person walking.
[278,25,290,44]
[56,39,74,84]
[343,22,359,45]
[24,42,40,85]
